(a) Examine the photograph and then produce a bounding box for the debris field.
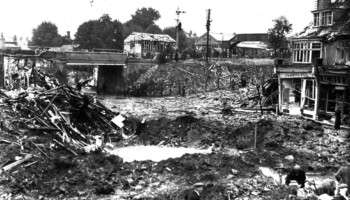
[0,62,347,200]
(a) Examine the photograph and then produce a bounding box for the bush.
[157,51,169,64]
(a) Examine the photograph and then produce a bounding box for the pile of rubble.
[0,70,128,154]
[0,66,348,199]
[0,70,139,198]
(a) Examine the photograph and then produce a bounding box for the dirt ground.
[0,88,349,199]
[102,90,349,199]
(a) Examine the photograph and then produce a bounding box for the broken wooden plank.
[53,139,78,156]
[0,154,33,174]
[31,142,50,159]
[27,127,60,132]
[40,93,59,117]
[0,139,11,144]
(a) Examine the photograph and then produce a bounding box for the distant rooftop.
[230,33,268,45]
[195,33,221,46]
[236,41,269,49]
[124,32,176,43]
[211,33,236,41]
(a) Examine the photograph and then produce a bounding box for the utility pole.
[206,9,211,64]
[204,9,212,91]
[175,7,185,51]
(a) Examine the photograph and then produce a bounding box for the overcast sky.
[0,0,315,40]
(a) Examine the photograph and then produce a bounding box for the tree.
[32,22,63,47]
[61,33,73,45]
[145,24,162,34]
[268,16,292,57]
[163,27,188,51]
[123,21,143,38]
[122,7,161,38]
[75,14,124,50]
[130,7,161,30]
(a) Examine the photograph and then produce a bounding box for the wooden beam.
[278,77,282,113]
[325,88,329,112]
[314,80,320,120]
[0,55,4,89]
[300,79,307,111]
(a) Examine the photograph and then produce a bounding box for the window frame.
[292,41,322,64]
[314,12,320,27]
[313,11,333,27]
[322,11,333,26]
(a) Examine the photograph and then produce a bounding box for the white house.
[124,32,176,58]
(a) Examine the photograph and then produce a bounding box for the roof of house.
[294,0,350,41]
[49,44,78,52]
[124,32,176,43]
[236,41,269,49]
[211,33,236,41]
[229,33,268,45]
[315,0,350,10]
[195,34,220,46]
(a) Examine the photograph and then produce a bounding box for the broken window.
[327,87,337,112]
[292,41,322,63]
[325,11,333,25]
[281,79,302,106]
[314,12,320,26]
[321,11,333,26]
[304,80,315,110]
[282,88,290,105]
[314,11,333,27]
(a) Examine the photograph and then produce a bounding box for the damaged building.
[276,0,350,125]
[229,33,270,58]
[0,50,127,95]
[124,32,176,58]
[195,33,222,57]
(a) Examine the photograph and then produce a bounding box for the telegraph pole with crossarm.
[175,7,185,51]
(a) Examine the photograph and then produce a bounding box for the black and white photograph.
[0,0,349,199]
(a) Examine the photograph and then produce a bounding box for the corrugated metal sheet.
[124,32,176,43]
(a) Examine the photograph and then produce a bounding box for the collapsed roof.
[124,32,176,43]
[294,0,350,41]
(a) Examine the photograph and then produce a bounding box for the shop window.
[282,88,290,105]
[304,80,315,110]
[328,87,337,112]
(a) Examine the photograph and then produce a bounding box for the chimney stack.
[66,31,71,39]
[316,0,331,10]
